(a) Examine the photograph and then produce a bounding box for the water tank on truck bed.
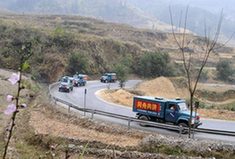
[133,96,202,131]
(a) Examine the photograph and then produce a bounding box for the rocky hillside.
[0,13,234,83]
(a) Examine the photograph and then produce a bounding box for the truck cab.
[73,74,87,86]
[100,73,117,83]
[133,96,202,130]
[164,100,200,127]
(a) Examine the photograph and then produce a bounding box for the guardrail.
[49,83,235,137]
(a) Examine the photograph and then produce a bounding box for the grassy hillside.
[0,13,234,83]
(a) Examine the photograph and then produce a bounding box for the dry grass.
[198,109,235,120]
[29,109,141,147]
[219,53,234,59]
[98,89,134,107]
[197,83,235,92]
[136,76,189,98]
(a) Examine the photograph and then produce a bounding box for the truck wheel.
[178,122,188,134]
[139,115,149,126]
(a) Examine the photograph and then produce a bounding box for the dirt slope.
[98,76,188,107]
[136,76,189,98]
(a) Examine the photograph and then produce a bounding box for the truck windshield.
[178,103,188,111]
[61,78,68,83]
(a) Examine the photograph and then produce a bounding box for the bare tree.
[169,6,223,138]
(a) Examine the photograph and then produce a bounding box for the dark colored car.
[58,76,74,92]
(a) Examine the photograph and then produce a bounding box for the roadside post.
[107,83,111,89]
[128,117,131,129]
[179,126,182,137]
[192,101,199,139]
[84,88,87,116]
[68,104,71,113]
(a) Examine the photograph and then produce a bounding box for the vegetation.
[2,40,33,158]
[114,64,129,88]
[136,51,173,78]
[216,60,234,81]
[139,141,235,159]
[0,14,234,83]
[67,52,89,75]
[170,6,224,138]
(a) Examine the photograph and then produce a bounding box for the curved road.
[51,80,235,143]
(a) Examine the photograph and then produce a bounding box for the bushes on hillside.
[51,27,75,50]
[67,52,89,75]
[216,60,234,81]
[135,52,174,78]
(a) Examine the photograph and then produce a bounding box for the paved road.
[51,80,235,143]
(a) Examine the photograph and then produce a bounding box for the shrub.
[199,69,209,82]
[114,64,129,88]
[51,27,75,50]
[216,60,233,81]
[67,52,89,75]
[135,51,173,77]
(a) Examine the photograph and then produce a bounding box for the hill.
[1,0,235,43]
[0,13,234,83]
[0,0,172,32]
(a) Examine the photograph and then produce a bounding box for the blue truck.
[73,74,88,86]
[100,73,117,83]
[133,96,202,132]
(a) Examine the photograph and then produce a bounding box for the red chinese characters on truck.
[135,99,161,112]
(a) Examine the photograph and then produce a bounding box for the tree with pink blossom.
[2,41,33,159]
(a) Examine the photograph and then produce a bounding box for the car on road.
[58,76,74,92]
